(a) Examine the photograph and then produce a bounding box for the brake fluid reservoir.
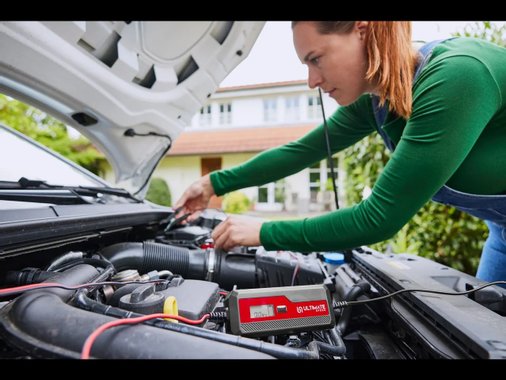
[323,252,345,275]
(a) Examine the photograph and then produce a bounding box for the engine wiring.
[81,313,210,359]
[2,272,505,359]
[4,278,504,310]
[333,280,506,308]
[286,251,301,286]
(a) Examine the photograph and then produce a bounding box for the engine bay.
[1,208,505,359]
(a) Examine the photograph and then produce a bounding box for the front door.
[201,157,222,209]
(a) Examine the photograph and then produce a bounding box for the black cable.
[123,128,173,197]
[207,310,228,322]
[49,258,114,273]
[318,88,339,210]
[314,339,346,357]
[333,280,506,308]
[164,212,192,232]
[337,280,370,334]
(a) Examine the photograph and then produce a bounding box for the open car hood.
[0,21,264,195]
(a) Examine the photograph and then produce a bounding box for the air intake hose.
[100,242,257,290]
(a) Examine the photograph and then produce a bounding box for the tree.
[453,22,506,47]
[0,94,106,175]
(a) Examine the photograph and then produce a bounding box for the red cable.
[0,282,65,296]
[81,313,210,359]
[0,280,164,297]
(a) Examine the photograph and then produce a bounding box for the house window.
[309,157,338,203]
[307,95,322,120]
[219,102,232,125]
[309,162,321,203]
[326,157,339,191]
[199,105,212,126]
[285,96,300,121]
[263,98,277,122]
[258,185,269,203]
[257,180,285,204]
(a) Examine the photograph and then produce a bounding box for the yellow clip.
[163,296,179,323]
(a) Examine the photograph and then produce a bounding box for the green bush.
[341,132,488,275]
[223,191,251,214]
[145,177,172,206]
[275,179,286,203]
[325,177,336,191]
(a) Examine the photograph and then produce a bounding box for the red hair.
[293,21,418,119]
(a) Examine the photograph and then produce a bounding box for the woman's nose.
[307,67,322,89]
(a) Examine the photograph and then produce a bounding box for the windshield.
[0,126,105,187]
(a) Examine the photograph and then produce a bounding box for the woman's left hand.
[211,215,264,251]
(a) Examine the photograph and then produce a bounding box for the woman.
[175,22,506,283]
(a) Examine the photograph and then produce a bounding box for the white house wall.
[229,97,264,127]
[284,169,311,212]
[152,156,202,203]
[221,152,258,200]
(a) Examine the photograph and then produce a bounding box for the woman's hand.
[174,174,215,222]
[212,215,264,251]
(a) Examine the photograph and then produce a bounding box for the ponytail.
[365,22,417,119]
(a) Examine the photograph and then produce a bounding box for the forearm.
[260,201,403,252]
[210,140,327,196]
[212,99,375,196]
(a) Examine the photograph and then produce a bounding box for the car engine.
[1,208,505,359]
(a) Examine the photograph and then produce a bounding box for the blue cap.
[323,252,345,265]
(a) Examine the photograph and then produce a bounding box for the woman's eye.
[310,57,320,65]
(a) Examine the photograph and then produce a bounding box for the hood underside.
[0,21,264,195]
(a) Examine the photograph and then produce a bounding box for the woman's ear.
[355,21,369,40]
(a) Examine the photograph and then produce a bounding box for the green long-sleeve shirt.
[210,37,506,252]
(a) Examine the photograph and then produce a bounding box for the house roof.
[167,124,315,156]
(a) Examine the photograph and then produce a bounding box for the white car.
[0,22,504,359]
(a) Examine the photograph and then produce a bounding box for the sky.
[220,21,488,87]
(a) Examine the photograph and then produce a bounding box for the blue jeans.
[477,221,506,285]
[431,186,506,284]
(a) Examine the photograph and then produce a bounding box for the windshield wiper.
[0,189,90,205]
[0,178,142,203]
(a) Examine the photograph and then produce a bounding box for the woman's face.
[293,22,372,106]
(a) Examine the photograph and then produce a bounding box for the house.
[148,79,343,213]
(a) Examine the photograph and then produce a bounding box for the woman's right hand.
[173,174,216,222]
